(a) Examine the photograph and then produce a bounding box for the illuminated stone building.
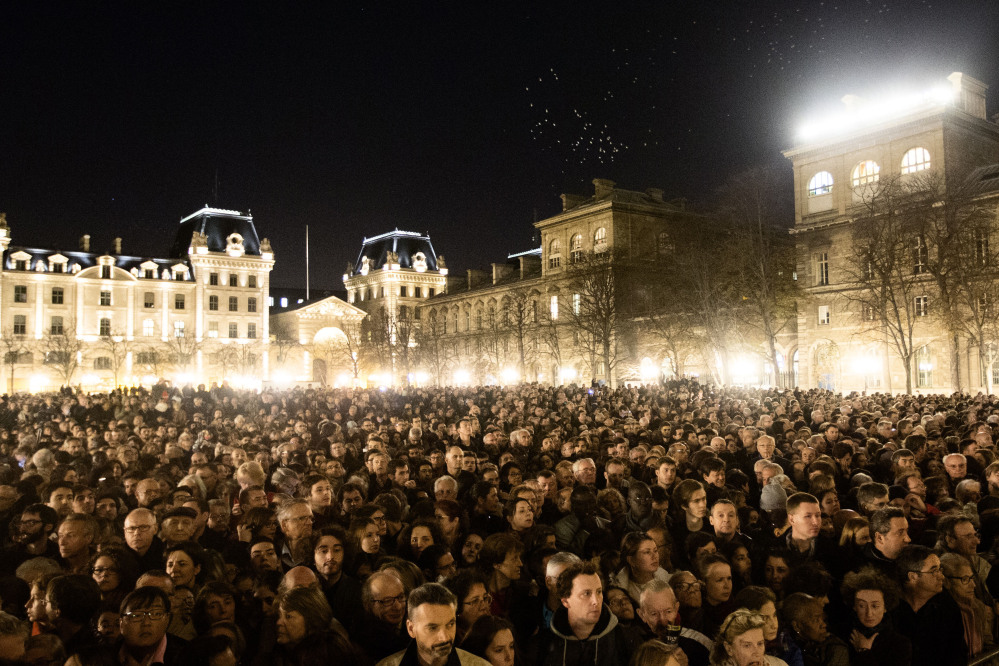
[0,207,274,391]
[785,72,999,392]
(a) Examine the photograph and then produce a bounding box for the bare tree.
[163,330,202,379]
[40,320,84,386]
[641,302,701,378]
[413,311,454,386]
[0,328,31,393]
[538,297,566,382]
[96,332,132,388]
[310,322,365,385]
[561,251,620,386]
[269,319,301,366]
[499,288,538,380]
[842,174,929,393]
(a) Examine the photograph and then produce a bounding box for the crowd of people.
[0,378,996,666]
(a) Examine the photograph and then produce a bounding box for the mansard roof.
[348,229,440,276]
[170,206,261,258]
[2,247,194,279]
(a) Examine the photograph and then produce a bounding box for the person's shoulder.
[765,656,790,666]
[374,649,405,666]
[455,648,492,666]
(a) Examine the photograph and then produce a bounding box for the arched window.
[594,227,607,252]
[807,171,834,196]
[657,231,674,255]
[548,238,562,269]
[570,234,583,263]
[901,147,931,174]
[851,160,880,187]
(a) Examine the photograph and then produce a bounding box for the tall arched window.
[901,147,931,174]
[570,234,583,263]
[851,160,880,187]
[548,238,562,269]
[808,171,834,196]
[657,231,674,255]
[594,227,608,253]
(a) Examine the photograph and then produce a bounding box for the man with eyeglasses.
[276,498,314,569]
[1,504,60,576]
[124,508,163,572]
[893,545,966,666]
[356,571,410,662]
[937,514,994,607]
[117,586,187,666]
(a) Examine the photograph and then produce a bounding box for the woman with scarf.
[839,568,911,666]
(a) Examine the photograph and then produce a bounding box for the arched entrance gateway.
[312,327,349,386]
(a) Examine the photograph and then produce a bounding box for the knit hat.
[760,482,788,513]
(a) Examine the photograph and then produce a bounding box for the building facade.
[785,72,999,393]
[0,207,274,391]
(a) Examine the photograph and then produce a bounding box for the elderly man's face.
[369,575,407,625]
[637,589,679,637]
[944,456,967,480]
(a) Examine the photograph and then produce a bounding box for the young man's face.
[562,573,603,626]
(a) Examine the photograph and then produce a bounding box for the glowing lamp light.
[271,370,293,387]
[141,374,158,386]
[501,368,519,384]
[639,357,658,383]
[559,367,577,384]
[454,369,471,385]
[414,371,429,385]
[173,372,195,386]
[28,374,48,393]
[918,362,933,372]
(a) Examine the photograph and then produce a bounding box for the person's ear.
[406,619,416,639]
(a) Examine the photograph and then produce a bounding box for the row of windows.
[817,296,930,326]
[208,296,257,312]
[349,285,436,303]
[434,293,588,334]
[12,315,256,340]
[208,273,258,288]
[807,148,932,196]
[549,228,609,269]
[13,286,263,312]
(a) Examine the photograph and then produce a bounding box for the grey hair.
[545,551,582,580]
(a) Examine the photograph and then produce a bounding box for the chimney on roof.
[948,72,988,120]
[645,188,664,202]
[560,193,586,212]
[492,262,514,285]
[80,235,90,252]
[113,237,122,254]
[593,178,616,198]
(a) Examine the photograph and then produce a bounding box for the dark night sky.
[2,1,997,289]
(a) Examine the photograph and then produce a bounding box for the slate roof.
[350,229,440,275]
[2,247,193,279]
[170,207,262,258]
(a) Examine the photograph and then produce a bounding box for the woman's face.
[360,524,381,554]
[606,588,635,621]
[727,627,766,666]
[276,607,307,644]
[485,628,516,666]
[460,582,491,628]
[629,539,660,576]
[758,601,779,641]
[495,551,523,582]
[946,564,976,602]
[854,526,872,547]
[730,547,752,578]
[462,534,484,565]
[703,563,732,605]
[854,589,885,629]
[258,519,278,541]
[686,489,708,519]
[166,551,199,588]
[820,492,840,516]
[410,526,434,557]
[506,467,523,487]
[764,556,790,593]
[92,555,121,593]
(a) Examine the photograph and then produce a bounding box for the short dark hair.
[869,506,905,536]
[896,545,935,586]
[407,582,457,617]
[47,575,102,625]
[785,492,818,515]
[554,560,601,600]
[120,585,172,615]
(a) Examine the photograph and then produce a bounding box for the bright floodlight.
[559,367,577,384]
[501,368,519,384]
[454,369,471,385]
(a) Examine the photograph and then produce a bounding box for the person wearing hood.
[535,560,633,666]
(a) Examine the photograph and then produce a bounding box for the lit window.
[913,236,928,274]
[51,288,64,305]
[901,147,931,174]
[572,293,581,315]
[13,285,26,303]
[143,319,154,337]
[175,294,185,310]
[548,239,561,270]
[209,295,219,311]
[100,290,111,306]
[144,292,154,308]
[594,227,607,251]
[94,357,112,370]
[280,297,288,308]
[851,160,880,187]
[229,296,238,312]
[550,295,559,320]
[229,322,238,338]
[916,345,932,388]
[13,315,26,335]
[915,296,929,317]
[818,305,830,325]
[976,229,990,266]
[99,318,111,337]
[248,297,257,313]
[570,234,583,263]
[247,323,257,339]
[808,171,834,196]
[51,316,64,335]
[208,321,219,338]
[174,321,185,337]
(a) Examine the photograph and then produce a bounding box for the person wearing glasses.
[355,571,411,663]
[116,586,187,666]
[893,545,967,666]
[1,504,60,575]
[276,499,314,569]
[123,508,163,572]
[936,515,994,607]
[940,552,995,659]
[445,570,493,643]
[613,532,670,607]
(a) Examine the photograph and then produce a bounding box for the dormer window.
[412,252,428,272]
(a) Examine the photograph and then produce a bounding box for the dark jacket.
[892,592,967,666]
[537,604,632,666]
[845,619,912,666]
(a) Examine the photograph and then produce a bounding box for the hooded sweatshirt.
[538,603,632,666]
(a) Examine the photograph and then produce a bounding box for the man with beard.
[312,526,363,634]
[376,583,489,666]
[0,504,60,575]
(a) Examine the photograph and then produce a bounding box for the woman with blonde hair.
[711,609,789,666]
[630,640,687,666]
